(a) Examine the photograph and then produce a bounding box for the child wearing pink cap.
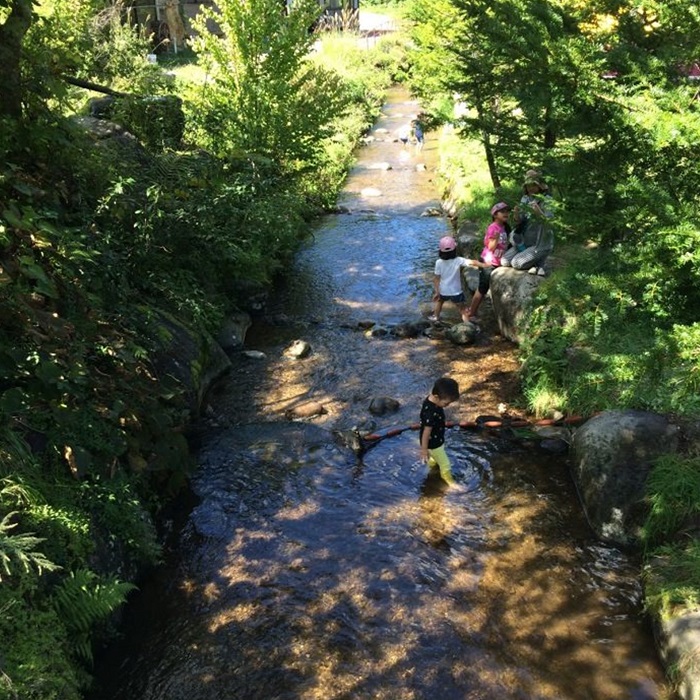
[429,236,475,323]
[466,202,511,322]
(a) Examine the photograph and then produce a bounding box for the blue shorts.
[439,293,466,303]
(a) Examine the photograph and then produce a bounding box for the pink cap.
[439,236,457,252]
[491,202,510,216]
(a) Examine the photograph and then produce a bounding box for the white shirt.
[434,257,471,296]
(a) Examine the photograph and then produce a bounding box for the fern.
[51,569,137,663]
[0,476,43,509]
[0,511,61,581]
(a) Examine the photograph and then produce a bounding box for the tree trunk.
[0,0,34,119]
[543,102,556,149]
[158,0,187,51]
[483,131,501,189]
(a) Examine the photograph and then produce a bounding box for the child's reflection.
[417,471,451,551]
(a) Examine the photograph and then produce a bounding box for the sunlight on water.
[90,87,668,700]
[94,423,664,700]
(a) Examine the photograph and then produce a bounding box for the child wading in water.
[429,236,474,323]
[419,377,460,486]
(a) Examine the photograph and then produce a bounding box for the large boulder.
[144,307,231,416]
[489,267,544,343]
[73,116,153,166]
[456,221,481,260]
[646,558,700,700]
[216,311,251,350]
[571,410,681,548]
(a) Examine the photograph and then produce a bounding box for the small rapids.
[89,87,669,700]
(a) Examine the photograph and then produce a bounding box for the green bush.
[111,95,185,151]
[0,594,84,700]
[0,3,402,695]
[642,456,699,634]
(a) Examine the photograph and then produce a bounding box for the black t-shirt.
[420,397,446,449]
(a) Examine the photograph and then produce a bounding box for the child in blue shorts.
[429,236,475,323]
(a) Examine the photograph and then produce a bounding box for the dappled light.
[92,88,667,700]
[96,426,664,699]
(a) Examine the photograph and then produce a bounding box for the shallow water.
[90,87,670,700]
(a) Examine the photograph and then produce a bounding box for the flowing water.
[90,88,670,700]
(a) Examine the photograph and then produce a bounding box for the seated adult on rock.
[501,172,554,275]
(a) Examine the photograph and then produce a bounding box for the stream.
[90,87,670,700]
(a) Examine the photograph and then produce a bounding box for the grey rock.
[191,501,230,539]
[444,321,478,345]
[462,266,480,293]
[367,326,389,338]
[369,396,400,416]
[367,161,392,170]
[145,307,231,417]
[489,266,545,343]
[283,339,311,359]
[217,311,251,350]
[457,221,480,237]
[285,401,327,419]
[571,410,680,548]
[539,438,569,454]
[647,557,700,700]
[391,321,427,339]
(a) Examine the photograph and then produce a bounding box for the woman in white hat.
[501,171,554,275]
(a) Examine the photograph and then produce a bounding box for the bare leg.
[467,291,483,320]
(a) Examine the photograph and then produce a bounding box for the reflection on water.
[89,88,669,700]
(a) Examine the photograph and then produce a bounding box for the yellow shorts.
[427,444,455,485]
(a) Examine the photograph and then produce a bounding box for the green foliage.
[79,476,162,566]
[51,568,136,663]
[189,0,346,169]
[300,34,399,209]
[0,594,85,700]
[643,541,700,621]
[110,95,185,151]
[642,455,700,548]
[516,249,694,417]
[0,511,60,583]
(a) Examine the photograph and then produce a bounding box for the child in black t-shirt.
[419,377,460,486]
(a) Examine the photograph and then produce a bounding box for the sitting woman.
[501,171,554,275]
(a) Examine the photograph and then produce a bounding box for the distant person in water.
[429,236,475,323]
[419,377,460,486]
[397,123,411,148]
[411,117,424,152]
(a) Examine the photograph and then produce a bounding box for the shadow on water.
[92,425,664,700]
[89,87,670,699]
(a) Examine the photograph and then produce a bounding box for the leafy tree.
[189,0,347,169]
